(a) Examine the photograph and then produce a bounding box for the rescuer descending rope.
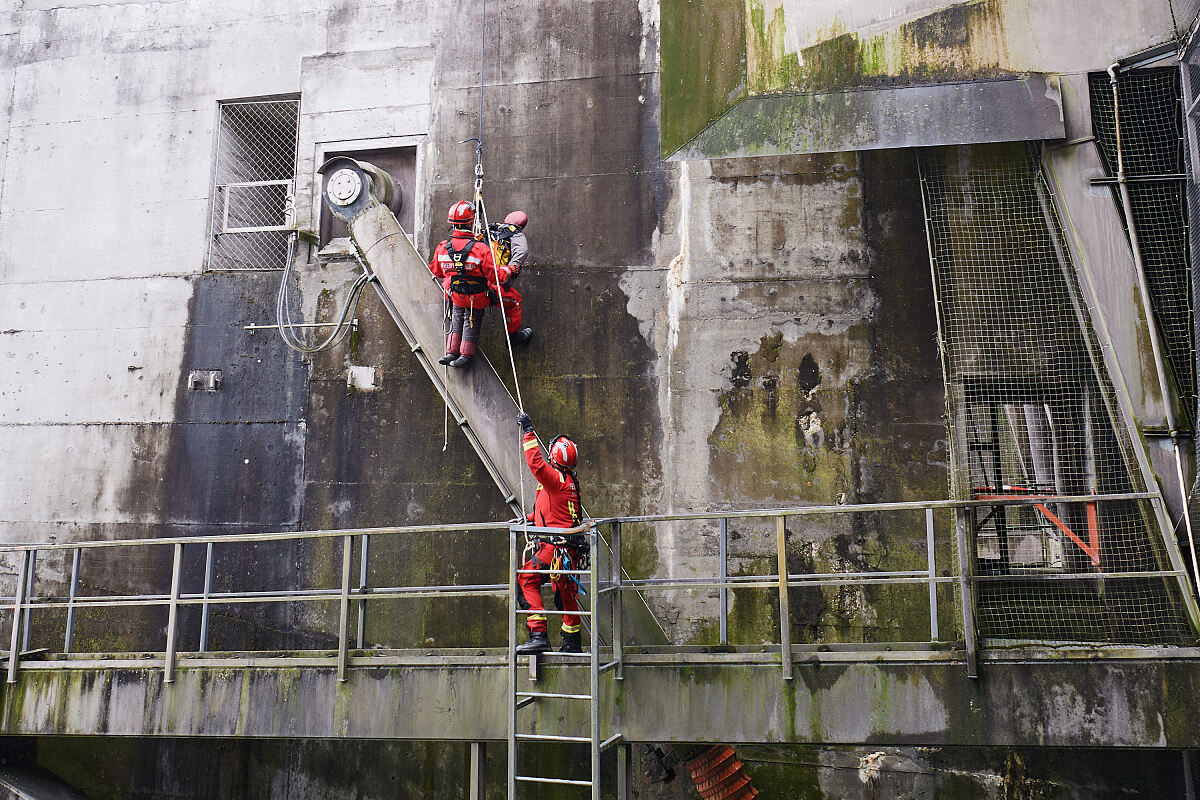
[429,201,511,368]
[515,411,587,654]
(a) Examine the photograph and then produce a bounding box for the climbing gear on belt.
[445,238,488,296]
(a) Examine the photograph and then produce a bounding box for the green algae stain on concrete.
[660,0,747,156]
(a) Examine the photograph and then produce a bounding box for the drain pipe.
[1108,62,1200,594]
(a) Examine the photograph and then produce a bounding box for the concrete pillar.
[469,742,486,800]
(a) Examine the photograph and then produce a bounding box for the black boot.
[509,327,533,346]
[438,353,457,366]
[515,631,551,655]
[449,354,474,368]
[559,631,582,653]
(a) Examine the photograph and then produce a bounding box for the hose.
[276,232,371,354]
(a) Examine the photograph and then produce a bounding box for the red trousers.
[517,541,581,635]
[496,283,522,334]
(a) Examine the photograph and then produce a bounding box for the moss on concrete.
[659,0,747,156]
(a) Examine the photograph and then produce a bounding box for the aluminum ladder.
[507,523,623,798]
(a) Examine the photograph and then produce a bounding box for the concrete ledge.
[671,76,1065,160]
[3,650,1198,747]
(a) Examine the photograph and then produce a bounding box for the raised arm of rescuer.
[429,201,509,368]
[514,411,585,655]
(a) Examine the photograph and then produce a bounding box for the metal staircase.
[507,523,623,798]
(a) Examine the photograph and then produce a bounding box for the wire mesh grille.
[1089,69,1195,418]
[206,99,299,271]
[1182,37,1200,535]
[919,143,1195,644]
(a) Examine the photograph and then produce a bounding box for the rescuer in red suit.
[429,201,511,368]
[488,210,533,346]
[514,411,585,654]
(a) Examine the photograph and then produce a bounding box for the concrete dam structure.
[5,0,1200,797]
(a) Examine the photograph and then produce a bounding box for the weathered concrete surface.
[0,766,93,800]
[661,0,1196,156]
[5,654,1200,749]
[673,76,1065,159]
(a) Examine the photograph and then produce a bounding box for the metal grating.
[206,98,299,271]
[1089,68,1195,419]
[919,143,1195,644]
[1181,34,1200,535]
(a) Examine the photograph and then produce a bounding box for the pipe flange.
[327,168,363,206]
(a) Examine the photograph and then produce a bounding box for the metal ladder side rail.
[508,524,617,799]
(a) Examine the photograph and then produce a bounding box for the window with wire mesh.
[1089,69,1195,422]
[205,98,299,271]
[919,143,1195,644]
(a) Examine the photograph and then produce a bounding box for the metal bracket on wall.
[186,369,223,392]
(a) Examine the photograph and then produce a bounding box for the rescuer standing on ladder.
[515,411,586,654]
[488,210,533,346]
[430,201,511,368]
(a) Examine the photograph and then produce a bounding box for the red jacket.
[523,432,581,529]
[429,231,510,310]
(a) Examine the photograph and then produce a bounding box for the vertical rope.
[471,0,528,532]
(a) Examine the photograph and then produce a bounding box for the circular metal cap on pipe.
[326,168,363,206]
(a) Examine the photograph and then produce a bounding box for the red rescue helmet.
[504,210,528,229]
[448,201,475,226]
[549,435,578,470]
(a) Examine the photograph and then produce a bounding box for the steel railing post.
[776,516,792,680]
[469,741,486,800]
[612,521,623,680]
[199,542,213,652]
[955,508,979,678]
[719,517,729,645]
[927,507,939,641]
[356,534,370,649]
[164,542,183,683]
[507,524,518,800]
[337,534,352,682]
[617,742,632,800]
[21,549,35,653]
[589,524,601,800]
[64,547,81,654]
[8,549,29,684]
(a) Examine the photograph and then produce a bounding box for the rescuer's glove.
[517,412,534,433]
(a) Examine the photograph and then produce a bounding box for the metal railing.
[0,492,1181,684]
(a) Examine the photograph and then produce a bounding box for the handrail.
[0,493,1155,554]
[0,492,1180,685]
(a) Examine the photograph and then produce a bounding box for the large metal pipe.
[1108,63,1200,594]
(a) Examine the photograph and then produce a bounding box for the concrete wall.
[1,0,1196,797]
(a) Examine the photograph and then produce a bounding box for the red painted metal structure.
[973,486,1101,569]
[686,745,760,800]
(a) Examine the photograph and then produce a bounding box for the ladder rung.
[550,651,593,659]
[516,609,591,616]
[516,733,590,743]
[517,691,591,700]
[515,776,593,787]
[600,733,623,752]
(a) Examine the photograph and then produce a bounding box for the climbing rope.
[460,0,530,536]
